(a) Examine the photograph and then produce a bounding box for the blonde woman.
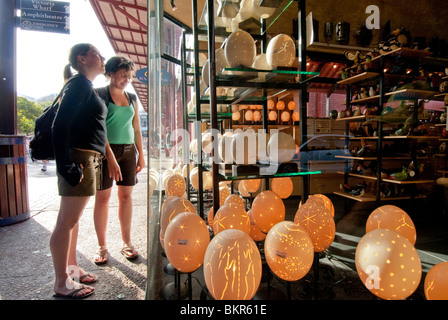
[50,43,107,299]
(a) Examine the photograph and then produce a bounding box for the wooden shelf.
[334,191,426,202]
[337,72,379,85]
[337,171,434,184]
[384,89,437,100]
[335,115,373,122]
[335,155,414,161]
[371,47,433,62]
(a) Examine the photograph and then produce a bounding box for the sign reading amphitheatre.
[20,0,70,34]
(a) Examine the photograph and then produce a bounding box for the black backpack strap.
[95,86,109,106]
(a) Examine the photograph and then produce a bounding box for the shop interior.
[91,0,448,300]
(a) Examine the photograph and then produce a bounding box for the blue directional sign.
[20,0,70,34]
[136,68,148,84]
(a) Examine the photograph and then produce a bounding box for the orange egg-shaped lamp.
[207,206,214,228]
[241,179,261,194]
[294,199,335,252]
[268,110,278,121]
[251,190,285,233]
[366,205,416,245]
[424,262,448,300]
[247,209,266,241]
[224,194,245,209]
[264,221,314,281]
[219,185,231,206]
[292,111,300,122]
[271,177,293,199]
[232,111,241,121]
[276,100,285,110]
[164,212,210,273]
[287,101,296,111]
[310,194,335,217]
[160,196,196,249]
[355,228,422,300]
[203,229,262,300]
[165,174,186,197]
[280,111,290,122]
[212,203,251,235]
[267,99,275,109]
[238,181,251,197]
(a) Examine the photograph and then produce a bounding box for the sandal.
[79,273,97,284]
[94,248,109,265]
[53,286,94,300]
[121,245,138,260]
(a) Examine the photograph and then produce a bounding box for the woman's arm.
[132,100,146,173]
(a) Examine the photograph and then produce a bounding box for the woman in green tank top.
[93,56,146,264]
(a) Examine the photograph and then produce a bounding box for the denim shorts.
[57,149,103,197]
[98,144,138,190]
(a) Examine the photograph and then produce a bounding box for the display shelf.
[343,89,437,105]
[338,72,427,86]
[217,67,320,86]
[197,0,295,37]
[337,171,433,184]
[371,47,433,62]
[333,191,426,202]
[335,115,376,122]
[337,72,379,85]
[335,155,417,161]
[218,165,322,181]
[385,89,438,100]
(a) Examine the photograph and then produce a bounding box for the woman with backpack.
[92,56,146,265]
[50,43,107,299]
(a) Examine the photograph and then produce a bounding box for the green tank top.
[106,101,135,145]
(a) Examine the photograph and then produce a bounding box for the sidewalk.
[0,158,149,300]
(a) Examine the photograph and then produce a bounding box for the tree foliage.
[17,96,47,136]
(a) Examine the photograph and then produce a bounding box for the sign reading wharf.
[20,0,70,34]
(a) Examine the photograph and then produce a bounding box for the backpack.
[29,92,62,161]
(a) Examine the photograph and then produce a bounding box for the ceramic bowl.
[266,34,296,68]
[225,29,256,68]
[268,132,296,163]
[252,0,275,19]
[252,53,271,70]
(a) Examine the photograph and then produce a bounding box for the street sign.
[136,68,148,84]
[19,0,70,34]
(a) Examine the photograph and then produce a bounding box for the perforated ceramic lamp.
[247,209,266,242]
[164,212,210,273]
[294,199,335,252]
[240,179,260,194]
[366,205,416,245]
[251,190,286,233]
[212,203,251,236]
[264,221,314,281]
[271,177,293,199]
[309,194,335,217]
[203,229,262,300]
[159,196,196,249]
[355,228,422,300]
[424,262,448,300]
[165,174,186,198]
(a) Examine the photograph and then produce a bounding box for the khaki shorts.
[57,149,103,197]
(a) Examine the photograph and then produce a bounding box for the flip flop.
[78,273,97,284]
[121,245,138,260]
[53,286,94,300]
[94,248,109,265]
